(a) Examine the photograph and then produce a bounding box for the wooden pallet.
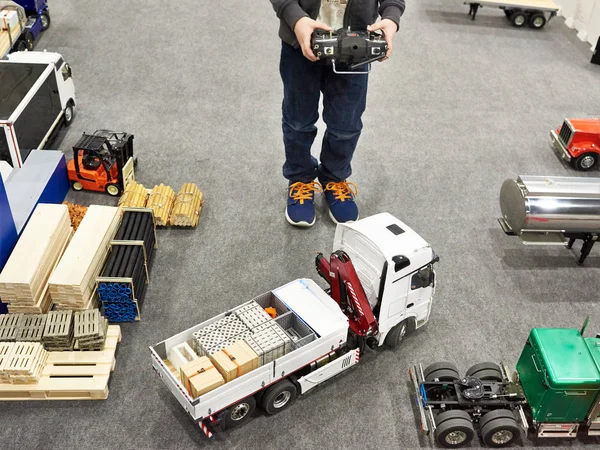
[0,325,122,400]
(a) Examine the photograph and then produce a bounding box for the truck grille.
[559,120,573,145]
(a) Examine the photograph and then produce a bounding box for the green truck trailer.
[409,321,600,447]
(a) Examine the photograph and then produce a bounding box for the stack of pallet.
[0,204,72,314]
[118,181,148,208]
[0,342,48,384]
[170,183,203,227]
[147,184,175,226]
[42,311,74,351]
[63,202,88,231]
[14,315,46,342]
[49,205,120,310]
[0,314,21,341]
[74,310,108,351]
[0,343,13,383]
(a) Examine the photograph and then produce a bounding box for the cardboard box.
[0,10,19,31]
[211,340,259,382]
[180,356,224,398]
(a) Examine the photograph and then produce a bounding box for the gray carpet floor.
[2,0,600,449]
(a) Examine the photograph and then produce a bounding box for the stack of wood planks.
[147,184,175,226]
[42,311,75,351]
[170,183,203,227]
[0,204,72,314]
[63,202,88,231]
[118,181,148,208]
[49,206,120,310]
[0,342,48,384]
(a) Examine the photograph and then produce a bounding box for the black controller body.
[311,29,388,67]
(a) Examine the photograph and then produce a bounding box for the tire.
[15,40,27,52]
[384,320,408,348]
[261,379,297,415]
[480,410,521,447]
[510,12,527,27]
[71,181,83,191]
[424,362,460,382]
[40,12,51,31]
[529,12,547,29]
[220,396,256,430]
[24,31,34,51]
[64,102,75,127]
[466,362,503,381]
[573,153,598,171]
[434,410,475,448]
[106,184,120,197]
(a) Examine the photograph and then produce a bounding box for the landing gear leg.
[578,235,597,266]
[469,3,480,20]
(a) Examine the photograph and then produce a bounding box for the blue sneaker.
[286,181,322,227]
[323,181,359,224]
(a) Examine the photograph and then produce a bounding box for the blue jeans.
[280,41,369,185]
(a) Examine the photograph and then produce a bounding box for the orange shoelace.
[289,181,323,205]
[324,181,358,202]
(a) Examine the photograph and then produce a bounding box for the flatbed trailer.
[0,2,26,57]
[465,0,559,29]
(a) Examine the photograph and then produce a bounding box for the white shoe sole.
[286,208,315,227]
[328,210,358,225]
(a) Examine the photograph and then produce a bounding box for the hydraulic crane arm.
[316,250,378,337]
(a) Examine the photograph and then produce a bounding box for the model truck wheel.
[434,410,475,448]
[384,320,407,348]
[573,153,598,171]
[529,12,546,29]
[479,410,520,447]
[105,184,120,196]
[15,40,27,52]
[424,362,460,382]
[261,379,297,415]
[71,181,83,191]
[220,395,256,430]
[24,31,34,51]
[465,362,503,381]
[40,12,51,31]
[510,12,527,27]
[64,103,75,127]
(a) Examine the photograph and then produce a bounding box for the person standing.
[270,0,406,226]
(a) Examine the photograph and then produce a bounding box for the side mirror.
[392,255,410,272]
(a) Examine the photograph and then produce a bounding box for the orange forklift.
[67,130,135,196]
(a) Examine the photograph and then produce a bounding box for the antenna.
[580,316,590,335]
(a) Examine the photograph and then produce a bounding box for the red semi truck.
[551,118,600,171]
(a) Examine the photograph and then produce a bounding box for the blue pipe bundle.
[97,210,155,322]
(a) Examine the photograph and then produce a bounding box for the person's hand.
[367,19,397,61]
[294,17,332,62]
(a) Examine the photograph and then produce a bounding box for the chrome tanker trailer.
[498,175,600,265]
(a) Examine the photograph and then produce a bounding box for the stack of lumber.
[0,204,71,314]
[0,342,48,384]
[49,205,120,310]
[118,181,148,208]
[63,202,88,231]
[42,311,74,351]
[73,310,108,351]
[0,314,21,341]
[147,184,175,226]
[169,183,203,227]
[15,315,46,342]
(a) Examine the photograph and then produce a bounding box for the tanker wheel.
[434,410,475,448]
[71,181,83,191]
[465,362,503,381]
[510,11,527,27]
[105,184,120,197]
[220,395,256,430]
[529,12,547,29]
[480,410,521,447]
[573,153,598,171]
[424,362,460,382]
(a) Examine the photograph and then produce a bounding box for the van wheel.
[64,103,75,127]
[261,379,297,415]
[384,320,408,348]
[220,396,256,430]
[573,153,598,171]
[40,12,51,31]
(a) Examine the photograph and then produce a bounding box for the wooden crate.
[0,325,121,400]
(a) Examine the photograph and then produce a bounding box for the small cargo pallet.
[0,325,121,400]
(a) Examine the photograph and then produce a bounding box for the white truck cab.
[334,212,438,346]
[0,51,75,167]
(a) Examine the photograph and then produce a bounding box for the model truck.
[0,51,75,169]
[465,1,559,29]
[409,319,600,448]
[151,213,438,437]
[0,1,51,57]
[551,118,600,171]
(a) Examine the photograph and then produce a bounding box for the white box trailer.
[0,51,75,169]
[465,0,560,28]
